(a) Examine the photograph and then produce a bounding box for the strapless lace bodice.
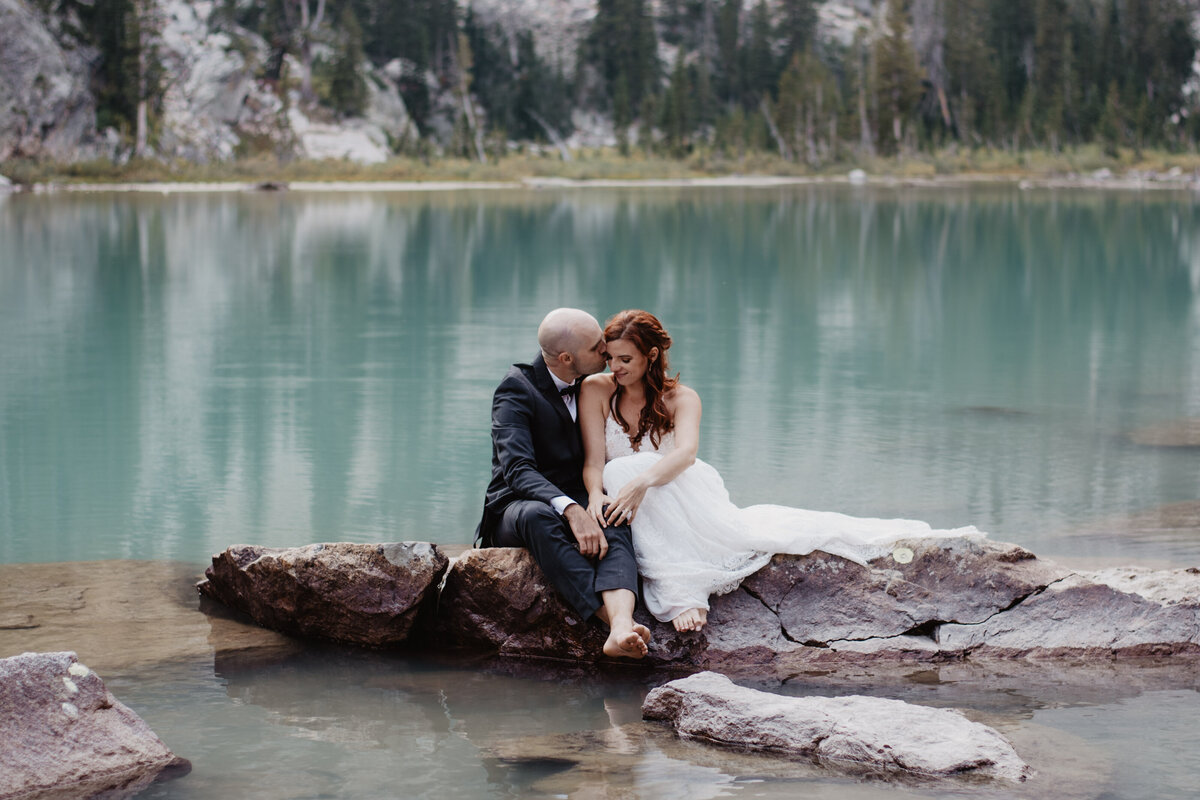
[605,414,676,460]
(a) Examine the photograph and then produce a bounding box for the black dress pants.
[492,499,639,620]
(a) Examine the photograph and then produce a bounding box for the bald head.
[538,308,606,380]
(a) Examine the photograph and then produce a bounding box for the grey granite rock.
[0,0,97,161]
[196,537,1200,668]
[937,567,1200,657]
[742,536,1070,644]
[198,541,448,648]
[0,651,187,799]
[643,671,1030,781]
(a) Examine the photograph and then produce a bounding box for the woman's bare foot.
[672,608,707,632]
[603,625,649,659]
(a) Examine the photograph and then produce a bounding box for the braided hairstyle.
[604,310,679,450]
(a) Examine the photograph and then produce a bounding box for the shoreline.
[3,171,1196,195]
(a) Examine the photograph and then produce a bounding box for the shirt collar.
[549,371,573,392]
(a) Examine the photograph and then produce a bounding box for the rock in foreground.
[197,542,448,648]
[643,671,1029,781]
[0,651,187,799]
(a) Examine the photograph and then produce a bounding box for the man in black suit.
[477,308,649,659]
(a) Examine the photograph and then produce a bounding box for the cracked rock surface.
[642,671,1030,781]
[432,538,1200,666]
[197,538,1200,667]
[198,542,448,648]
[0,651,187,799]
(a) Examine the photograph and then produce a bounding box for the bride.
[578,310,982,633]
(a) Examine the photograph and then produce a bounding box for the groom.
[476,308,649,659]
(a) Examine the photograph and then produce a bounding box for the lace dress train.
[601,416,982,623]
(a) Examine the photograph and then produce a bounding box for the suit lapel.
[532,353,577,430]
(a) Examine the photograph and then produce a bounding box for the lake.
[1,183,1198,798]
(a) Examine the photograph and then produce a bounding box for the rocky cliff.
[0,0,417,165]
[0,0,98,161]
[0,0,869,166]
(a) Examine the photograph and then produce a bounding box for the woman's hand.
[605,476,650,526]
[587,492,613,528]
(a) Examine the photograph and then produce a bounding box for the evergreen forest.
[44,0,1200,164]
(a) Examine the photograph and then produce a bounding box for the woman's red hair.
[604,310,679,450]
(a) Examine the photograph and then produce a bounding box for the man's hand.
[564,503,608,559]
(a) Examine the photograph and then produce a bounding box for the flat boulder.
[738,536,1070,644]
[937,566,1200,657]
[196,538,1200,667]
[197,542,448,648]
[643,671,1029,781]
[0,651,187,799]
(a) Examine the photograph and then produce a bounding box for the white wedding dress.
[601,415,983,622]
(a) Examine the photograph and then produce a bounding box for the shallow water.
[2,185,1200,798]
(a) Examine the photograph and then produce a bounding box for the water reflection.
[2,188,1200,565]
[117,644,1157,800]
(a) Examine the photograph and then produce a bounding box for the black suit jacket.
[476,354,587,546]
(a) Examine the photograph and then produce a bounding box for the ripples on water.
[3,186,1199,565]
[2,186,1200,798]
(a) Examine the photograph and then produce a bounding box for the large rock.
[155,0,269,161]
[937,566,1200,657]
[442,537,1200,666]
[431,547,705,663]
[735,536,1070,645]
[643,671,1029,781]
[0,0,97,161]
[197,542,448,648]
[0,651,187,799]
[196,537,1200,668]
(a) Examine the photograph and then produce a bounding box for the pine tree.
[716,0,742,104]
[662,51,693,156]
[1099,79,1123,156]
[943,0,998,145]
[327,6,368,118]
[777,50,838,164]
[585,0,659,114]
[873,0,923,154]
[778,0,817,61]
[1032,0,1067,147]
[742,0,775,105]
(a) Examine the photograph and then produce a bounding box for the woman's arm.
[579,374,614,527]
[604,385,702,525]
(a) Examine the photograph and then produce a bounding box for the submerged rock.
[0,651,188,799]
[643,671,1029,781]
[1125,417,1200,447]
[198,542,448,648]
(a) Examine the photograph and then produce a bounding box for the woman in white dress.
[579,310,982,633]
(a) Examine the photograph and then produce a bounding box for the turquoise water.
[3,186,1199,565]
[3,185,1200,799]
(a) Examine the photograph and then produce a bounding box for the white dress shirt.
[548,371,578,516]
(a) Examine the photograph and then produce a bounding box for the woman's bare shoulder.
[581,373,616,403]
[665,382,701,408]
[582,373,615,390]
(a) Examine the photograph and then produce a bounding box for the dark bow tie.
[559,379,582,398]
